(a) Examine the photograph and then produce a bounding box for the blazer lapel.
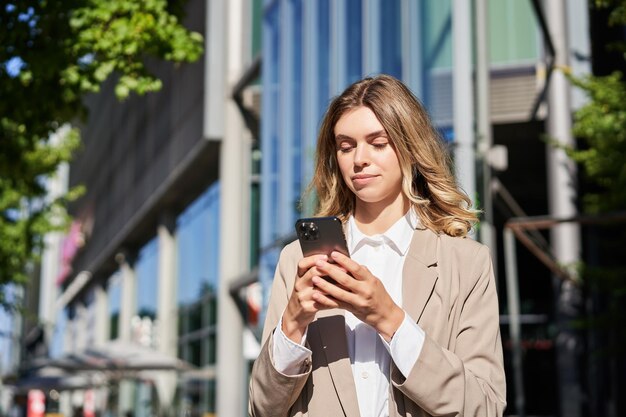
[314,309,360,417]
[402,228,439,323]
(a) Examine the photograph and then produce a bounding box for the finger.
[311,290,340,309]
[311,281,359,314]
[330,251,368,280]
[312,275,359,306]
[314,260,359,290]
[297,254,328,277]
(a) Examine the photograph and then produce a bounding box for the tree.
[0,0,203,311]
[568,71,626,210]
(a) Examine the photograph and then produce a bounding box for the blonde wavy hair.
[310,74,478,237]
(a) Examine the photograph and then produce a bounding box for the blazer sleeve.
[249,243,312,417]
[390,245,507,416]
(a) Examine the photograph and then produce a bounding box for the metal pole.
[475,0,497,268]
[545,1,583,415]
[504,228,526,417]
[452,0,477,234]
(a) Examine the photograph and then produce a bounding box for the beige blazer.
[249,227,506,417]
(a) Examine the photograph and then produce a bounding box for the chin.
[353,192,385,204]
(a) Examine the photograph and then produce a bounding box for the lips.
[351,174,378,185]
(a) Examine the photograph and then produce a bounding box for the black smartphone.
[295,216,350,259]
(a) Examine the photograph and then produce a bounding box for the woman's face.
[334,106,405,211]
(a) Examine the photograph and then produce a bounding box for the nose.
[353,144,370,167]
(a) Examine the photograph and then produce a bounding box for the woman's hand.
[311,251,405,342]
[281,254,332,343]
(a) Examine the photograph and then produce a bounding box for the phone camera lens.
[298,222,317,241]
[306,222,319,240]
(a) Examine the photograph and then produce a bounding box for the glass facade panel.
[316,0,330,117]
[489,0,539,65]
[420,0,453,125]
[177,182,220,304]
[422,0,453,70]
[261,2,281,244]
[136,238,158,321]
[259,1,282,321]
[175,183,220,416]
[379,0,402,78]
[252,0,263,57]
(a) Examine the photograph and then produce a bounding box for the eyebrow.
[335,130,388,141]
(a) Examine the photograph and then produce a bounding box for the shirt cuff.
[272,316,313,375]
[380,311,426,378]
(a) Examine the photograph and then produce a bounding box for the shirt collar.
[347,207,419,256]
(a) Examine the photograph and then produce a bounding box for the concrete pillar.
[94,283,109,347]
[156,213,178,415]
[74,302,87,352]
[157,213,178,357]
[545,1,583,416]
[216,0,249,415]
[116,251,137,342]
[115,251,137,416]
[39,230,62,349]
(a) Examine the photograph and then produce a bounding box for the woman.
[249,75,506,417]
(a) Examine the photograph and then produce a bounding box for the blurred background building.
[1,0,625,416]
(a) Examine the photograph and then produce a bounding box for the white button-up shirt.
[273,210,426,417]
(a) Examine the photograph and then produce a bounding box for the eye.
[371,139,389,150]
[336,141,354,153]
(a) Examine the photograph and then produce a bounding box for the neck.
[354,194,410,235]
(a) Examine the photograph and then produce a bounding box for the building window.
[175,182,220,415]
[134,237,158,348]
[136,238,158,321]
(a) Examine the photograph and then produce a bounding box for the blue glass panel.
[422,0,453,70]
[317,0,330,118]
[136,238,158,319]
[177,182,221,305]
[417,0,453,126]
[261,2,281,246]
[380,0,402,78]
